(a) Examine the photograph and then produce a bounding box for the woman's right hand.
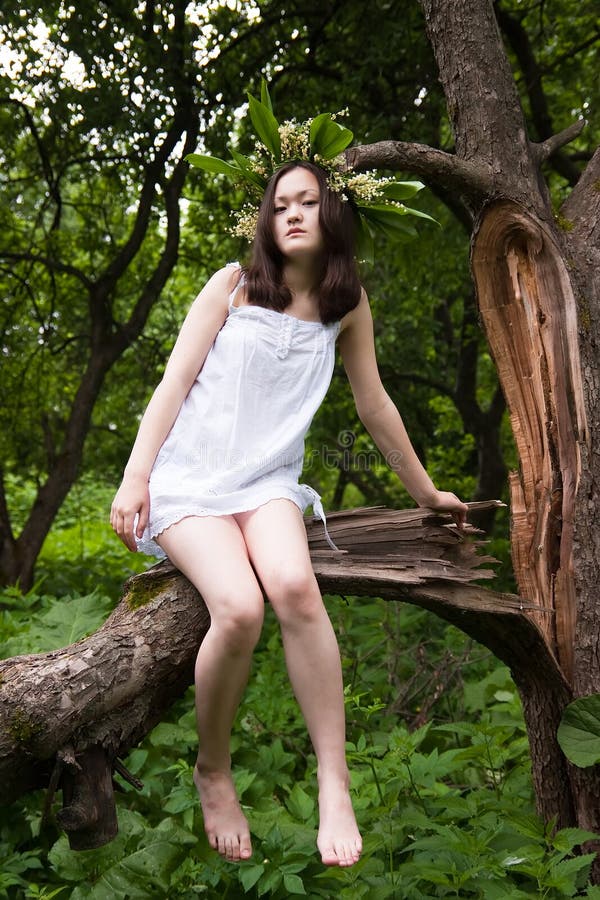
[110,474,150,552]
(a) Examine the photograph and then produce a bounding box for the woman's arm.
[338,290,468,526]
[110,266,236,550]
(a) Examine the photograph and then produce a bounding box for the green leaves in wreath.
[187,82,353,180]
[185,82,278,191]
[185,78,437,256]
[380,179,426,201]
[248,90,281,160]
[557,694,600,767]
[247,81,353,163]
[183,154,239,178]
[355,196,436,264]
[184,149,267,195]
[309,112,353,160]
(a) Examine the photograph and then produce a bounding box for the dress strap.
[226,261,244,307]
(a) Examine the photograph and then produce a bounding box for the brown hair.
[243,161,362,325]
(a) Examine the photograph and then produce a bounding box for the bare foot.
[193,764,252,862]
[317,775,362,867]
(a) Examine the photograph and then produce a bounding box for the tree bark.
[348,0,600,859]
[423,0,600,849]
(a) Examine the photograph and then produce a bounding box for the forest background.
[1,0,599,897]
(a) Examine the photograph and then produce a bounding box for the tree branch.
[418,0,550,216]
[495,3,552,136]
[377,365,451,398]
[1,99,62,230]
[121,120,200,343]
[532,120,587,164]
[93,114,190,297]
[0,469,14,551]
[495,2,586,187]
[345,141,492,205]
[0,252,92,289]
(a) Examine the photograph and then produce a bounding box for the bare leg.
[158,515,264,862]
[236,501,362,867]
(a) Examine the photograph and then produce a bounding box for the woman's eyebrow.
[274,188,319,202]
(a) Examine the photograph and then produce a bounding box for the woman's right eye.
[274,206,286,214]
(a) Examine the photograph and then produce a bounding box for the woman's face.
[272,167,324,260]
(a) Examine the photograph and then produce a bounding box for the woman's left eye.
[303,200,317,207]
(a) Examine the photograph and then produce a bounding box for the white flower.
[231,204,259,240]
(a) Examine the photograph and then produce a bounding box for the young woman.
[111,161,468,868]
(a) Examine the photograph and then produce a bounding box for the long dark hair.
[243,161,362,324]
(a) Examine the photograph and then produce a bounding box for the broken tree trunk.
[0,500,550,851]
[344,0,600,859]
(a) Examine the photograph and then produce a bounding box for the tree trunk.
[345,0,600,857]
[425,0,600,843]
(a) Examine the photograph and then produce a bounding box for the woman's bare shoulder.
[339,286,371,335]
[190,264,242,312]
[208,262,242,292]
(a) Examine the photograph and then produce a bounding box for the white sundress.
[137,264,340,558]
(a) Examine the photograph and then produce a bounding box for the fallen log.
[2,501,565,849]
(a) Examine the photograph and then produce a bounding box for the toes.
[320,839,362,867]
[211,831,252,862]
[334,843,352,867]
[240,834,253,860]
[224,834,239,862]
[320,846,339,866]
[207,831,218,852]
[226,836,238,862]
[349,838,362,863]
[339,846,359,867]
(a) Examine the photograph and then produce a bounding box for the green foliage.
[309,112,353,160]
[47,813,197,899]
[3,570,599,897]
[558,695,600,767]
[1,0,597,591]
[0,588,114,660]
[34,476,148,598]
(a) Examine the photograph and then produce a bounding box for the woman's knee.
[266,566,323,625]
[209,589,265,652]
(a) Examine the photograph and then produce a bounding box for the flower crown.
[186,81,434,263]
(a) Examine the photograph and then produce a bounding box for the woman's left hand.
[426,490,469,529]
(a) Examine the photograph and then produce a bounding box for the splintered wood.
[305,502,501,586]
[472,201,586,680]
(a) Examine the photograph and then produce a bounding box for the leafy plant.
[48,811,197,898]
[1,588,115,660]
[558,695,600,767]
[3,550,599,897]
